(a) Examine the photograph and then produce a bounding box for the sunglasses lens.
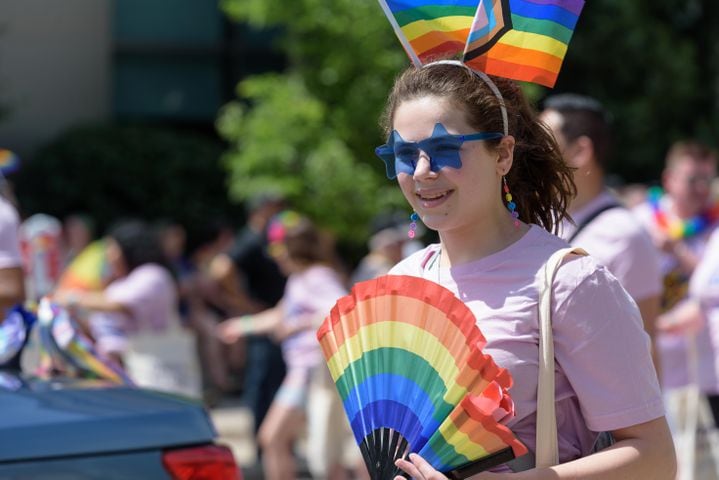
[375,145,398,179]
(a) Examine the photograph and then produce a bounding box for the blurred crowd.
[2,94,719,479]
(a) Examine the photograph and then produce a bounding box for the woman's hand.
[394,454,513,480]
[656,300,703,335]
[394,454,448,480]
[216,317,250,344]
[271,321,292,342]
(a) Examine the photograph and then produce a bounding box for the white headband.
[423,60,509,137]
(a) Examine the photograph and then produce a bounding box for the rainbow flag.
[464,0,584,87]
[377,0,584,87]
[0,149,20,174]
[377,0,480,65]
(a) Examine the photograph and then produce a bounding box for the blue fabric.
[0,306,36,370]
[343,373,442,448]
[350,399,431,451]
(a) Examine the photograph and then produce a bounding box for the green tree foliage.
[554,0,719,182]
[217,0,408,246]
[14,125,242,242]
[220,0,719,197]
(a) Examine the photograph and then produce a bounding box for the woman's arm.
[54,290,130,315]
[216,303,284,344]
[395,417,676,480]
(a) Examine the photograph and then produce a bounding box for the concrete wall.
[0,0,111,158]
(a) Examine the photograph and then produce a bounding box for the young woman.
[377,62,676,479]
[217,212,356,480]
[55,220,179,366]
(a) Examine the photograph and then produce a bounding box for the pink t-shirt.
[390,225,663,464]
[90,263,178,356]
[634,200,715,390]
[559,191,662,302]
[282,264,347,369]
[0,196,22,269]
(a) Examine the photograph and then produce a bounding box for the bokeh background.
[1,0,718,261]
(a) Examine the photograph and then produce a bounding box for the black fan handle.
[444,447,516,480]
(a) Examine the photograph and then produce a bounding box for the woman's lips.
[416,189,454,208]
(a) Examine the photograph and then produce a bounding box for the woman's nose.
[412,152,436,179]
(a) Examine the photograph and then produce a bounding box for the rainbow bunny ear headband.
[378,0,584,87]
[378,0,585,133]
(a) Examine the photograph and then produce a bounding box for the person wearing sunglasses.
[633,142,719,447]
[376,62,675,479]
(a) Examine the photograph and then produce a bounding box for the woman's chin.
[417,213,451,233]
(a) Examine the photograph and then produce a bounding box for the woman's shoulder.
[521,226,625,305]
[124,263,174,286]
[296,263,345,287]
[552,252,636,320]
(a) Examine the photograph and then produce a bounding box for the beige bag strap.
[535,246,587,468]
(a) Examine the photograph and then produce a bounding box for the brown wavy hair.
[380,63,575,233]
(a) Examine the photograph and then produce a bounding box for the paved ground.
[209,399,257,467]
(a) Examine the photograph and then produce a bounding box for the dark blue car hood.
[0,371,216,462]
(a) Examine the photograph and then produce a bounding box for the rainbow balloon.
[377,0,585,87]
[317,275,526,479]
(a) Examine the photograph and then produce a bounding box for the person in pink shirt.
[539,94,662,371]
[633,143,717,392]
[218,212,354,480]
[374,62,674,479]
[55,220,179,366]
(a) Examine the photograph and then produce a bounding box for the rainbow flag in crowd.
[377,0,585,87]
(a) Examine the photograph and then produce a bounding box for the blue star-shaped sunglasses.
[375,123,504,179]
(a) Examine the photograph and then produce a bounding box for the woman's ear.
[496,135,516,175]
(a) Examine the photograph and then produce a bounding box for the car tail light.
[162,444,242,480]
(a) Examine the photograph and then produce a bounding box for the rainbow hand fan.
[317,275,527,479]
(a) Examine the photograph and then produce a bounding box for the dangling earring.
[408,212,419,239]
[503,177,520,228]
